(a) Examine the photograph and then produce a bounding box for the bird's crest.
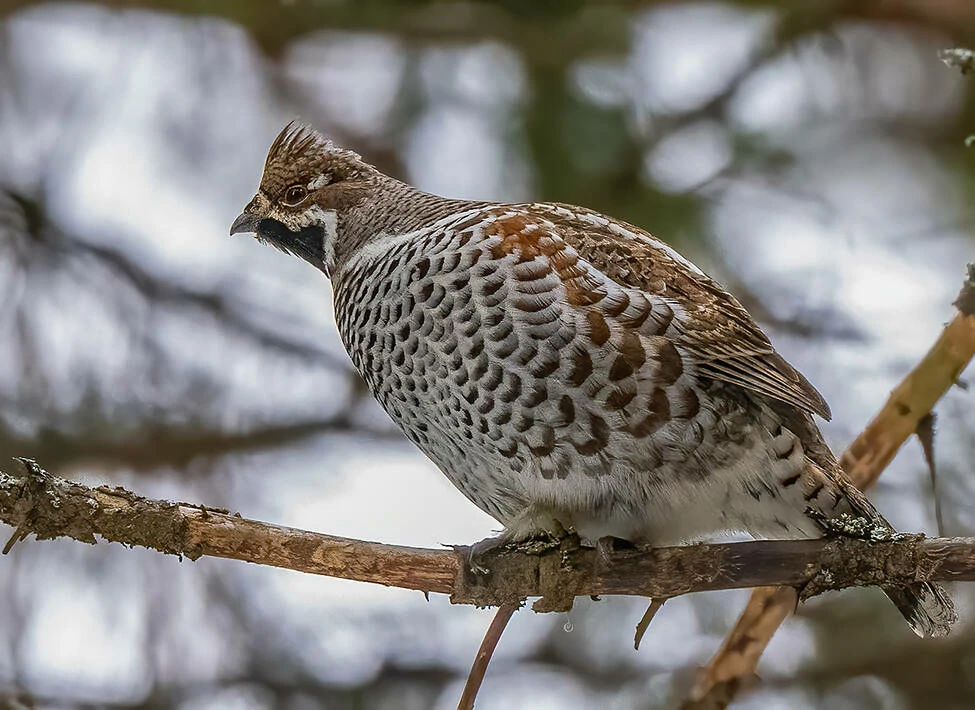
[265,120,333,170]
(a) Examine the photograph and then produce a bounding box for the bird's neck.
[332,177,493,271]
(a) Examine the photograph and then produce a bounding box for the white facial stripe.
[308,173,331,190]
[321,210,338,274]
[299,204,338,272]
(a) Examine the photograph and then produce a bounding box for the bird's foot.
[464,536,505,576]
[595,535,638,566]
[463,527,573,576]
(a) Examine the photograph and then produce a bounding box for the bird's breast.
[332,210,727,521]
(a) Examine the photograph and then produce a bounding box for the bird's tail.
[797,455,957,638]
[884,581,956,638]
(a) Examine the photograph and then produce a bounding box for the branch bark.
[3,459,975,610]
[686,266,975,708]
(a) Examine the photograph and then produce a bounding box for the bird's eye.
[282,185,308,206]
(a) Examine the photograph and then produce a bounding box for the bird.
[231,121,955,638]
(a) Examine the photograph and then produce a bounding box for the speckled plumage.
[231,122,955,637]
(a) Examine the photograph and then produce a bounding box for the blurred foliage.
[1,1,975,709]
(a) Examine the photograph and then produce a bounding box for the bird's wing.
[532,202,831,420]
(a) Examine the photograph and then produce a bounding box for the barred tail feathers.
[884,581,956,639]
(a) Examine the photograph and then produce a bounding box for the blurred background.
[0,1,974,708]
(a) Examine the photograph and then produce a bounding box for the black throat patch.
[255,219,326,273]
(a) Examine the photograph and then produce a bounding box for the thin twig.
[457,602,521,710]
[633,598,666,650]
[917,413,945,536]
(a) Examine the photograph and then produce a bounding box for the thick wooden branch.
[3,460,975,610]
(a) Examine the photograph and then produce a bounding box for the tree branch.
[3,459,975,610]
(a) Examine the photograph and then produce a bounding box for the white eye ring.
[282,185,308,206]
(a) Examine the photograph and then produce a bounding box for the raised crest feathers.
[265,120,334,168]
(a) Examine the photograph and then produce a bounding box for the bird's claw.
[595,535,638,565]
[464,536,505,576]
[463,529,571,576]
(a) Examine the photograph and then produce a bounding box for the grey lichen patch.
[939,48,975,75]
[816,512,895,542]
[510,532,565,557]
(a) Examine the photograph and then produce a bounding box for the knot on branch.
[452,534,595,612]
[799,534,929,601]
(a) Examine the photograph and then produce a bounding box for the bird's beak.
[230,211,262,236]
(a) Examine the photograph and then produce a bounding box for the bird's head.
[230,121,379,276]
